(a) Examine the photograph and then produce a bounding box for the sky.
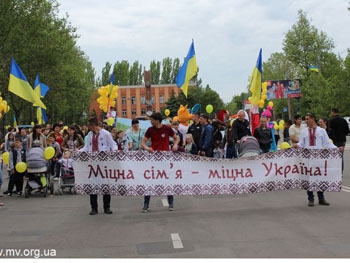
[57,0,350,103]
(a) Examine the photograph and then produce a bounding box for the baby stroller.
[24,142,54,198]
[56,153,76,195]
[238,136,260,157]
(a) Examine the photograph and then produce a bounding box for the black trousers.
[7,172,24,193]
[90,194,111,211]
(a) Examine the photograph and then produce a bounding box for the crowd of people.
[0,107,348,211]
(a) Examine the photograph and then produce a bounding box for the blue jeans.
[307,191,325,201]
[144,195,173,206]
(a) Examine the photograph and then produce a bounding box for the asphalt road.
[1,143,350,259]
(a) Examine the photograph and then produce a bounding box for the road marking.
[342,186,350,192]
[162,199,168,207]
[171,233,184,249]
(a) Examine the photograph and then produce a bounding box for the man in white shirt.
[295,113,336,207]
[80,117,117,215]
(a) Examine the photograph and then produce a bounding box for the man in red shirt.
[141,112,179,212]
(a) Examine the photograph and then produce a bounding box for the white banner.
[72,149,342,195]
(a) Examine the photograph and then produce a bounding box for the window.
[122,110,127,116]
[159,95,164,104]
[132,109,137,116]
[131,97,136,104]
[141,96,145,104]
[122,97,126,105]
[141,109,146,115]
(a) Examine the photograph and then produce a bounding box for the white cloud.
[58,0,350,103]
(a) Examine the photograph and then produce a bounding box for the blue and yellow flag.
[309,65,319,73]
[34,74,50,98]
[13,115,17,128]
[8,58,46,109]
[175,40,198,97]
[249,48,262,106]
[33,74,49,124]
[37,107,48,125]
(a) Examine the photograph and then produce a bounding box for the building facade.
[90,84,180,120]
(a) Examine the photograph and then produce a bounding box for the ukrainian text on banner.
[72,148,342,195]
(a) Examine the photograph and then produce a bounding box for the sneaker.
[308,200,314,207]
[17,192,22,196]
[3,191,9,195]
[141,205,149,213]
[53,177,59,181]
[168,204,175,211]
[7,192,12,197]
[319,199,330,206]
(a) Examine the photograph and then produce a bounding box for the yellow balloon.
[268,101,274,107]
[2,152,9,165]
[107,117,114,126]
[15,162,27,173]
[280,142,291,150]
[165,109,170,116]
[206,104,213,114]
[44,146,55,160]
[31,122,35,127]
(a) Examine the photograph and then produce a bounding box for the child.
[47,133,62,181]
[58,150,74,177]
[184,133,197,155]
[116,130,131,150]
[213,140,224,159]
[5,136,26,196]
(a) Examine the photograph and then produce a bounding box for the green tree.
[129,61,142,85]
[0,0,95,126]
[150,60,161,84]
[263,52,299,80]
[160,57,173,84]
[283,10,334,74]
[281,9,340,118]
[113,60,129,85]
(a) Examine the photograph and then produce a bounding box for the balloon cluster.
[97,84,119,113]
[257,82,268,108]
[0,95,10,119]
